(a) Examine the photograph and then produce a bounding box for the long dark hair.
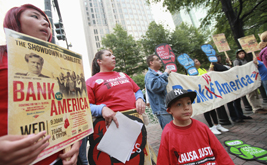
[91,49,108,76]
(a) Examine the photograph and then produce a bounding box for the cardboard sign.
[155,43,177,72]
[212,33,231,52]
[5,28,93,164]
[238,35,260,53]
[176,53,198,76]
[201,44,218,63]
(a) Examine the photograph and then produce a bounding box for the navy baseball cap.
[166,89,197,108]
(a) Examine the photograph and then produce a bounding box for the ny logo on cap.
[174,89,183,95]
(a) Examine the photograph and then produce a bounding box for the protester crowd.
[56,71,87,97]
[1,3,267,165]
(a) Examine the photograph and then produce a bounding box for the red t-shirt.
[86,71,140,111]
[0,50,61,164]
[157,119,234,165]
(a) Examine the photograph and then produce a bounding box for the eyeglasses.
[153,58,161,61]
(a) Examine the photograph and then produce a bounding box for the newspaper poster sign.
[212,33,231,52]
[5,28,93,164]
[238,35,260,53]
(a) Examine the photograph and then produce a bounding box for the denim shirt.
[145,67,169,115]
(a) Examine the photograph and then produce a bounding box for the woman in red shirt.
[0,4,80,165]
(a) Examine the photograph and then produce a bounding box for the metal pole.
[53,0,69,49]
[44,0,55,44]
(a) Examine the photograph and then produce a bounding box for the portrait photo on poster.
[15,53,50,78]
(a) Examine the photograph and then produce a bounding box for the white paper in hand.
[97,112,143,163]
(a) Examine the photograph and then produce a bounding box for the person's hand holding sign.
[59,141,80,165]
[0,131,50,165]
[164,68,171,75]
[102,106,119,128]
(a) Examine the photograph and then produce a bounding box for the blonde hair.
[259,31,267,50]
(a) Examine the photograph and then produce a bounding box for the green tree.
[141,21,210,73]
[148,0,267,49]
[140,21,171,55]
[101,24,146,76]
[131,73,146,90]
[171,23,210,72]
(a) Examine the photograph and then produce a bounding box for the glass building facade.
[80,0,154,66]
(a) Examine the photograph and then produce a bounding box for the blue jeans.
[79,136,88,165]
[262,80,267,95]
[155,113,173,129]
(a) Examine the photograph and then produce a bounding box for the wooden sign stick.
[224,51,232,65]
[63,146,71,161]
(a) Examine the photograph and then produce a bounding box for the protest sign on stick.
[155,43,177,72]
[5,28,93,164]
[200,44,218,63]
[176,53,198,76]
[212,33,232,65]
[238,34,260,58]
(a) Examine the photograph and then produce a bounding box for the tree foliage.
[140,21,171,55]
[131,74,146,90]
[101,24,146,76]
[141,21,210,73]
[148,0,267,60]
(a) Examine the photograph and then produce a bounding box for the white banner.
[167,62,261,116]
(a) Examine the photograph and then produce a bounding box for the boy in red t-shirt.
[157,88,234,165]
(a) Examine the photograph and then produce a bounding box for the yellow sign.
[238,35,259,53]
[5,28,93,164]
[212,33,231,52]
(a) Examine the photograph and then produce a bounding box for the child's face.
[238,51,245,59]
[168,97,192,122]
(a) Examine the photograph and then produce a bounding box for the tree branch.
[240,0,264,21]
[244,20,267,30]
[235,0,243,23]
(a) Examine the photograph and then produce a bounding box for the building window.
[92,14,94,18]
[93,20,96,24]
[94,29,98,34]
[105,29,109,34]
[95,36,99,41]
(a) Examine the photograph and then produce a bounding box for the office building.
[80,0,154,66]
[172,8,200,28]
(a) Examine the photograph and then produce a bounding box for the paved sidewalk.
[147,113,267,165]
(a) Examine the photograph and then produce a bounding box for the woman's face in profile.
[98,50,116,71]
[20,8,51,41]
